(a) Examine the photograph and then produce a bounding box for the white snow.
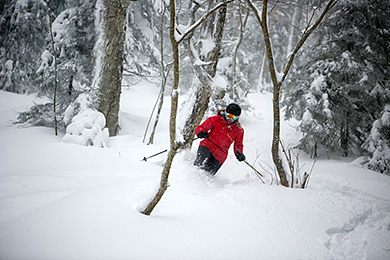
[4,59,13,71]
[36,50,53,74]
[382,104,390,126]
[63,93,109,148]
[62,109,109,148]
[199,36,215,58]
[91,0,105,91]
[1,85,390,260]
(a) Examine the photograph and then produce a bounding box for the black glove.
[236,151,246,162]
[197,131,209,139]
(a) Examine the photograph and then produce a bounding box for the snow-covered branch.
[175,0,235,44]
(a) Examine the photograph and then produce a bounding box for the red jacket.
[195,111,244,163]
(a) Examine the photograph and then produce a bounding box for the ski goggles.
[225,112,240,121]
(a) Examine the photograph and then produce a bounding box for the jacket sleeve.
[195,116,217,136]
[234,128,244,155]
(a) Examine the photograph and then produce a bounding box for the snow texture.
[62,93,109,148]
[91,0,105,90]
[1,84,390,260]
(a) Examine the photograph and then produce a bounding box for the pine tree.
[364,104,390,175]
[15,0,96,131]
[0,0,66,93]
[123,0,163,82]
[284,0,390,157]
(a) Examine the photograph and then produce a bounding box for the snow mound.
[62,93,109,147]
[62,109,109,147]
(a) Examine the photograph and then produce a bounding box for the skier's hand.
[197,131,209,139]
[236,151,246,162]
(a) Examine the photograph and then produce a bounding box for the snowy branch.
[281,0,339,84]
[175,0,235,45]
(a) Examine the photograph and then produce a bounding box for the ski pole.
[141,149,168,162]
[244,160,265,184]
[141,137,198,162]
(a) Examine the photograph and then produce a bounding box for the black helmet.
[226,103,241,116]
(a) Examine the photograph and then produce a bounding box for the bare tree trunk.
[147,83,166,145]
[232,4,249,100]
[97,0,132,136]
[146,3,168,145]
[141,0,180,216]
[46,4,58,135]
[286,2,302,59]
[246,0,338,187]
[182,0,228,144]
[141,0,232,215]
[341,115,349,157]
[258,51,267,92]
[141,143,179,215]
[45,1,58,136]
[202,0,227,77]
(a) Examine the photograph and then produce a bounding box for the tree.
[15,0,96,132]
[141,0,233,216]
[181,0,230,145]
[45,0,59,135]
[96,0,136,136]
[123,0,164,82]
[140,1,170,145]
[364,104,390,175]
[284,0,390,158]
[0,0,65,93]
[245,0,338,187]
[140,0,180,216]
[230,2,249,100]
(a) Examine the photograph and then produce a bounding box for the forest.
[1,0,390,189]
[1,1,390,258]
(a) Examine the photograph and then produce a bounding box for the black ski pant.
[194,146,222,175]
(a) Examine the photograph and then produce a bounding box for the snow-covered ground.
[1,83,390,260]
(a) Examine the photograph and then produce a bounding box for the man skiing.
[194,103,246,175]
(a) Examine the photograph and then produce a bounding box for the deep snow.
[0,83,390,260]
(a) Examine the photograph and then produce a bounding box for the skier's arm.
[195,117,216,137]
[234,129,244,157]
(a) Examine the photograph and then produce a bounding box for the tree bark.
[146,3,168,145]
[97,0,131,136]
[141,0,179,216]
[141,0,231,215]
[141,144,179,215]
[182,0,228,144]
[259,0,289,187]
[246,0,338,187]
[45,2,58,136]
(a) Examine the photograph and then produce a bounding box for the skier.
[194,103,246,175]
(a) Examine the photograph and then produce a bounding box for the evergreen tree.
[364,104,390,175]
[0,0,66,93]
[36,0,95,99]
[284,0,390,157]
[16,0,96,131]
[124,0,163,83]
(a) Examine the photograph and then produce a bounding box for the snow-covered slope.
[0,84,389,260]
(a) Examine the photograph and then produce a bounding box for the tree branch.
[281,0,339,85]
[176,0,234,45]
